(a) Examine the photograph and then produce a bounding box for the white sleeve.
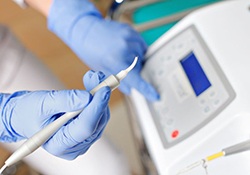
[12,0,28,8]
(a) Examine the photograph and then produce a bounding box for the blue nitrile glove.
[43,71,110,159]
[48,0,159,101]
[0,71,111,160]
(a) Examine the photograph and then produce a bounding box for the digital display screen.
[180,52,211,96]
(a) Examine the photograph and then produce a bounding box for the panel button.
[213,99,220,107]
[199,99,206,106]
[209,91,216,99]
[166,118,175,127]
[171,130,179,139]
[157,69,165,78]
[160,55,172,63]
[160,107,169,116]
[203,106,211,114]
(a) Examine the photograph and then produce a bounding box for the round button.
[166,118,174,127]
[161,107,169,115]
[213,99,220,107]
[171,130,179,139]
[160,55,172,63]
[199,99,206,106]
[209,91,216,99]
[157,69,164,78]
[203,106,211,114]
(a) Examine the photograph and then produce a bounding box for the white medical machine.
[126,0,250,174]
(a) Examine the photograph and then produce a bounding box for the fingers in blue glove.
[83,70,106,91]
[56,107,110,159]
[41,90,92,117]
[119,69,160,101]
[10,90,92,139]
[72,87,110,141]
[43,86,111,159]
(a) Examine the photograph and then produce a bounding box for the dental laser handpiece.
[177,139,250,175]
[0,57,138,174]
[204,139,250,163]
[222,139,250,156]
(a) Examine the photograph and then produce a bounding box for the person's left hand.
[48,0,159,101]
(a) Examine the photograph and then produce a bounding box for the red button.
[171,130,179,138]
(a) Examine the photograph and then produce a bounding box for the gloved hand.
[0,70,110,160]
[48,0,159,101]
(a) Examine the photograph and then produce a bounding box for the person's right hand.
[0,70,110,160]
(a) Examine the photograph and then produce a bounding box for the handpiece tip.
[127,56,138,72]
[116,56,139,80]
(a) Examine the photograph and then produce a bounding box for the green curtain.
[132,0,220,45]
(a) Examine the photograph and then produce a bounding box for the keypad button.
[203,106,211,114]
[166,118,175,127]
[157,69,165,78]
[213,99,220,107]
[199,99,206,106]
[160,55,172,63]
[209,91,216,99]
[160,107,169,116]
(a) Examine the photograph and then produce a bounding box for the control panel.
[142,25,235,148]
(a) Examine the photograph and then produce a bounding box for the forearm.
[23,0,112,17]
[24,0,52,17]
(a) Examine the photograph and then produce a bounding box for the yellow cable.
[206,151,225,162]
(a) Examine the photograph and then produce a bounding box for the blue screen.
[180,52,211,96]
